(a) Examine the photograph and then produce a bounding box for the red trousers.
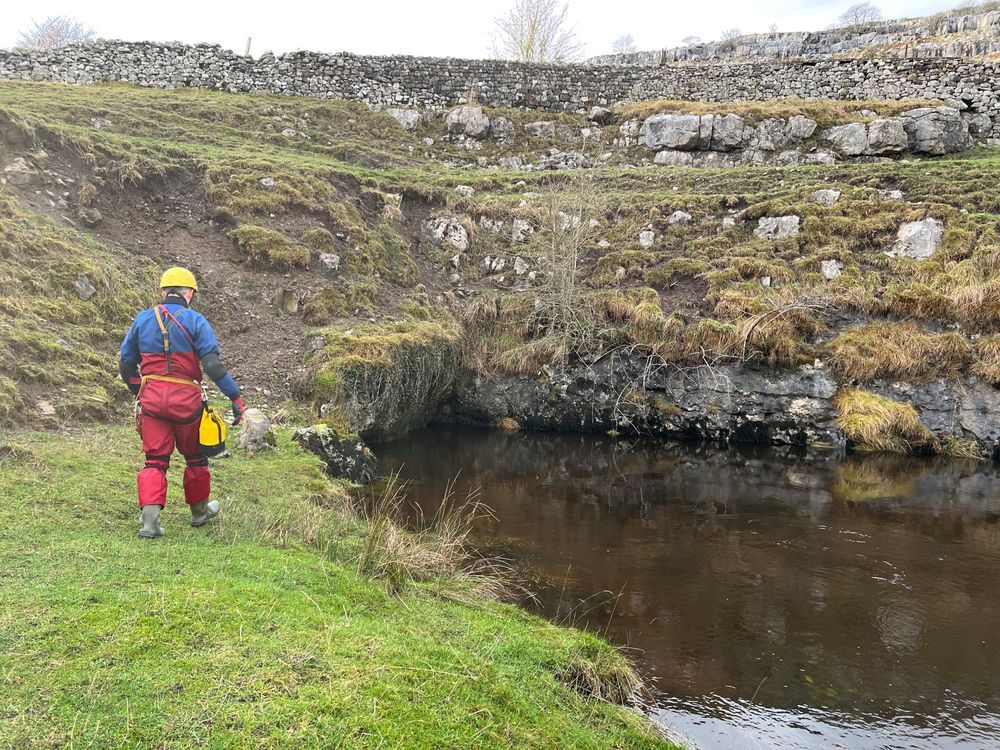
[137,413,210,508]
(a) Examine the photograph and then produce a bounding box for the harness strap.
[153,305,196,376]
[141,374,201,389]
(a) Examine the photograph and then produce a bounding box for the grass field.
[0,426,672,749]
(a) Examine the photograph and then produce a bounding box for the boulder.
[708,113,746,151]
[259,177,276,189]
[642,112,701,150]
[866,119,908,155]
[820,260,843,280]
[964,113,993,140]
[754,215,800,240]
[880,189,905,201]
[804,152,837,165]
[274,287,299,314]
[820,122,869,156]
[316,253,341,274]
[445,106,490,139]
[78,207,103,226]
[489,116,515,140]
[512,219,533,243]
[513,256,529,275]
[424,217,469,252]
[886,218,944,260]
[900,107,971,155]
[812,189,841,206]
[667,210,693,225]
[293,425,378,484]
[238,409,277,452]
[525,121,557,138]
[589,106,614,125]
[754,118,791,152]
[653,150,695,166]
[384,108,423,131]
[74,274,97,300]
[2,157,39,186]
[454,185,475,197]
[787,115,818,140]
[639,228,655,247]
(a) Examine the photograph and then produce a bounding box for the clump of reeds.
[355,474,510,601]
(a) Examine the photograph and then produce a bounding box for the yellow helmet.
[159,266,198,291]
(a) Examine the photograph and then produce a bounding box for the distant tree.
[492,0,583,63]
[720,28,743,42]
[681,35,702,45]
[769,23,780,34]
[837,2,882,27]
[611,34,637,54]
[17,16,95,50]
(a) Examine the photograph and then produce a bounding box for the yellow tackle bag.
[199,403,228,457]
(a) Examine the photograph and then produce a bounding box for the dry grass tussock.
[558,647,640,705]
[834,388,940,454]
[355,474,512,602]
[826,322,974,381]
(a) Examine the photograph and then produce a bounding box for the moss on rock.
[306,319,462,440]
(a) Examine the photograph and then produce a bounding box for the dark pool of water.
[375,427,1000,750]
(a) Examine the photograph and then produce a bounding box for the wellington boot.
[189,499,221,527]
[138,505,165,539]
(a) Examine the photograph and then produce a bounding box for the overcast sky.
[1,0,974,58]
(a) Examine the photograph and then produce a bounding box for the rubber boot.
[138,505,165,539]
[189,499,221,527]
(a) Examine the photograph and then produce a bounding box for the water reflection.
[377,427,1000,749]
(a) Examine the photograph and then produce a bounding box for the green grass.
[0,426,671,749]
[0,190,158,421]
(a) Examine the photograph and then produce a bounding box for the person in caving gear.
[119,267,245,539]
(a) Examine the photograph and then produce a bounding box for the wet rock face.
[442,358,1000,456]
[293,425,378,483]
[443,358,844,448]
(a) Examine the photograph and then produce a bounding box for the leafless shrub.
[611,34,637,54]
[836,2,882,27]
[17,16,95,50]
[491,0,583,63]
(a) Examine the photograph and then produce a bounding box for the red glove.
[231,396,245,425]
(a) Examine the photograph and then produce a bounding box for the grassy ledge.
[0,426,672,749]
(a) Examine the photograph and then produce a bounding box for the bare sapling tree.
[719,28,743,42]
[17,16,95,50]
[611,34,637,54]
[492,0,584,63]
[837,2,882,27]
[535,172,605,353]
[681,35,702,45]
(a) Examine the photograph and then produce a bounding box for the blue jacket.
[119,296,240,399]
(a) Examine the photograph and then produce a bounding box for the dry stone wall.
[2,41,1000,118]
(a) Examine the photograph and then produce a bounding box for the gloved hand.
[231,396,245,425]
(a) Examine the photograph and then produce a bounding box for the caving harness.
[134,304,228,457]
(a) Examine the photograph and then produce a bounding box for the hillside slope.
[2,81,1000,455]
